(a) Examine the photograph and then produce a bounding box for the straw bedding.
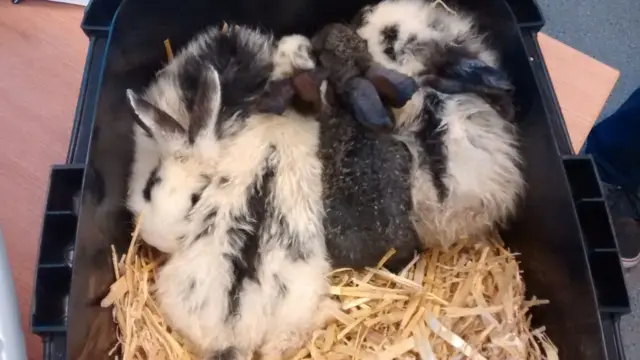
[101,217,558,360]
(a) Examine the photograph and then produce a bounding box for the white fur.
[357,0,524,247]
[128,128,186,253]
[397,90,523,246]
[145,26,274,132]
[150,113,335,359]
[357,0,498,76]
[126,27,336,359]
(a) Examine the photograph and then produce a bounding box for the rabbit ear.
[427,58,513,95]
[345,77,394,132]
[419,74,475,94]
[351,5,373,28]
[458,59,513,91]
[256,78,295,115]
[310,24,334,52]
[127,89,186,140]
[454,58,513,92]
[365,64,419,108]
[291,68,330,113]
[419,71,516,121]
[257,69,329,115]
[188,65,222,144]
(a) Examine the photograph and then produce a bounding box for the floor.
[0,1,87,359]
[0,1,634,359]
[536,0,640,357]
[537,0,640,119]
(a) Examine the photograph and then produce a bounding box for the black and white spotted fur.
[126,26,336,360]
[355,0,524,248]
[274,34,422,271]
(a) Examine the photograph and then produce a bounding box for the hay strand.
[164,39,174,61]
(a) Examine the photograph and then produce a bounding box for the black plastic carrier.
[30,0,630,359]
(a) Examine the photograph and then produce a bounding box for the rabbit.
[318,102,423,272]
[126,25,337,360]
[353,0,524,248]
[268,33,422,272]
[353,0,499,79]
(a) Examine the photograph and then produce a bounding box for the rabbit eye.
[296,43,309,55]
[143,166,161,202]
[406,34,417,46]
[190,182,209,208]
[190,175,212,208]
[190,192,202,207]
[218,176,230,186]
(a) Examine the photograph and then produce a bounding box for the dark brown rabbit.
[318,104,422,272]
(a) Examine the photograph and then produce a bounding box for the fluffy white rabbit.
[355,0,524,248]
[126,26,336,360]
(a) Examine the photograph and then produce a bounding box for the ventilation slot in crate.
[505,0,545,30]
[46,165,84,214]
[590,252,630,314]
[563,156,604,201]
[32,266,71,334]
[563,156,630,315]
[39,213,77,267]
[577,200,617,251]
[39,164,84,268]
[32,164,85,335]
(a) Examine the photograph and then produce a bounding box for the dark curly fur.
[319,106,422,272]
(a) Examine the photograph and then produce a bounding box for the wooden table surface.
[0,2,86,359]
[537,33,620,152]
[0,1,621,359]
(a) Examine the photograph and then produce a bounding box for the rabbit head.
[354,0,497,72]
[272,34,316,80]
[127,25,277,253]
[353,0,513,103]
[126,68,220,253]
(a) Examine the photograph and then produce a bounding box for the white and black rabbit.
[126,26,337,360]
[354,0,524,248]
[270,34,422,272]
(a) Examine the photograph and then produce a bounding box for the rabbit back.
[395,88,523,248]
[150,112,333,359]
[319,110,421,272]
[354,0,523,247]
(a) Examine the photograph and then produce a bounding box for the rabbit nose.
[345,78,395,132]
